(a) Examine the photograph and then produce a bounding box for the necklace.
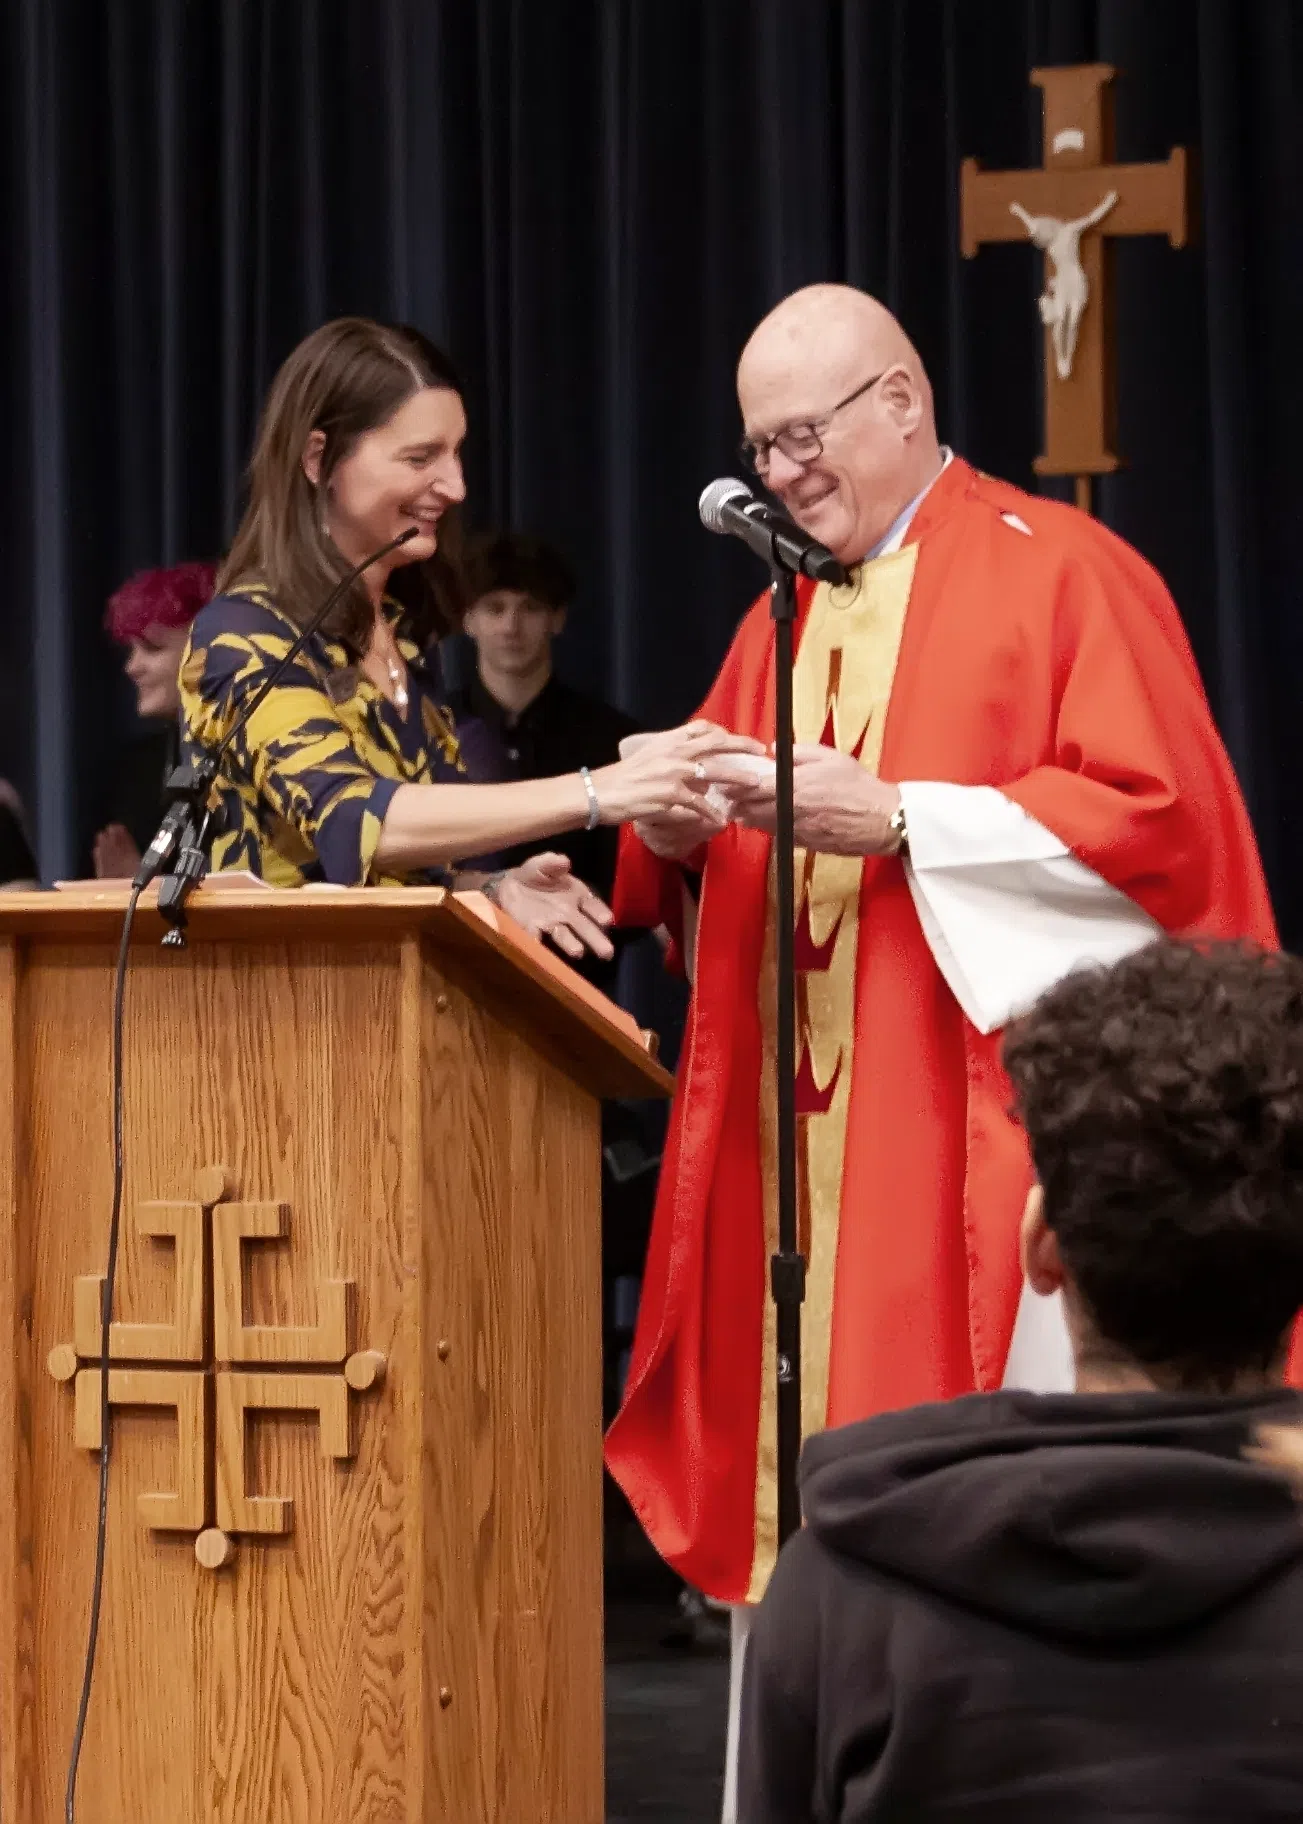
[368,621,409,712]
[385,650,409,713]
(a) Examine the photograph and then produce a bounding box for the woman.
[94,561,217,879]
[180,318,751,956]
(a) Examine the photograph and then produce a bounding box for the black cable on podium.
[698,477,848,1547]
[63,880,141,1824]
[63,526,419,1822]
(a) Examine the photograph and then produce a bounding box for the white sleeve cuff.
[898,781,1161,1034]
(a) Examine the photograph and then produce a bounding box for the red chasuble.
[605,457,1279,1606]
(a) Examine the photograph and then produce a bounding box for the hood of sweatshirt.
[799,1388,1303,1645]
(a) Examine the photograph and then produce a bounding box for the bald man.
[605,284,1278,1810]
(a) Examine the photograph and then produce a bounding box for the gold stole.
[747,545,919,1601]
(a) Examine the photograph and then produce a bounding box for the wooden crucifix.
[960,64,1192,513]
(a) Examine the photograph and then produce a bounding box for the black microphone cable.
[64,879,142,1824]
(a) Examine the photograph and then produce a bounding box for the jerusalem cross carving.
[47,1164,385,1570]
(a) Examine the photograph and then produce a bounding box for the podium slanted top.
[0,882,672,1102]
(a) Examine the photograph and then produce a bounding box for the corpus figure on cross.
[1009,189,1118,379]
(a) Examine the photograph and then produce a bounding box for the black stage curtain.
[3,1,1300,932]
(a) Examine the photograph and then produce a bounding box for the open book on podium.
[0,883,671,1824]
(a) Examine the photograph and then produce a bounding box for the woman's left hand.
[495,853,615,960]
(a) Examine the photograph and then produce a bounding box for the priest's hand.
[708,744,903,856]
[495,852,616,960]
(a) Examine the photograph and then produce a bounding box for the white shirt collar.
[863,447,953,563]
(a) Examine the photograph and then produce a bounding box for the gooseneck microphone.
[698,476,849,586]
[134,524,421,902]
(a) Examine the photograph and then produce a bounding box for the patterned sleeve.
[179,596,402,886]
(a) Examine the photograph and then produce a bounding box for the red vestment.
[605,458,1280,1605]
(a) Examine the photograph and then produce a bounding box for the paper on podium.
[52,870,272,892]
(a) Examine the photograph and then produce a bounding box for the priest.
[603,283,1279,1813]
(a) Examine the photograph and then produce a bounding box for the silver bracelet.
[579,765,600,832]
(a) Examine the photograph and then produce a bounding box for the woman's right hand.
[591,720,764,839]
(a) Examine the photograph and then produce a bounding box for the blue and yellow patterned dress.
[178,585,475,886]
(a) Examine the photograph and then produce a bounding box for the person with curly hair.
[740,940,1303,1822]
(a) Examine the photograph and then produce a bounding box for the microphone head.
[698,476,753,534]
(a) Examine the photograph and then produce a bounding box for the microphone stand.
[699,484,845,1545]
[768,557,804,1548]
[148,527,420,945]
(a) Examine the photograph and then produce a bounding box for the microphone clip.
[158,834,213,946]
[152,758,221,943]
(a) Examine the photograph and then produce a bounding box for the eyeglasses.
[738,369,888,477]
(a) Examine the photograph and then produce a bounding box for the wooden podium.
[0,886,670,1824]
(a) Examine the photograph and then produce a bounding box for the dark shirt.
[742,1386,1303,1823]
[449,672,640,904]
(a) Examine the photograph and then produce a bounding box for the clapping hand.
[93,823,144,880]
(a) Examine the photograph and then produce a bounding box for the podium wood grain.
[0,891,657,1822]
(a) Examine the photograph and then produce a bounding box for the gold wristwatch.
[886,800,908,856]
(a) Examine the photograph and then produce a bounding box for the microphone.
[698,477,849,585]
[135,525,421,895]
[129,799,192,891]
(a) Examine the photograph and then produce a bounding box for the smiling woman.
[180,318,758,956]
[93,561,218,880]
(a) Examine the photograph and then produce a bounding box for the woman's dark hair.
[219,317,469,651]
[465,532,577,613]
[1004,941,1303,1387]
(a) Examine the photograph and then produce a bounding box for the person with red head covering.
[93,560,216,878]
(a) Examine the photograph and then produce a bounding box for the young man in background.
[449,532,639,926]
